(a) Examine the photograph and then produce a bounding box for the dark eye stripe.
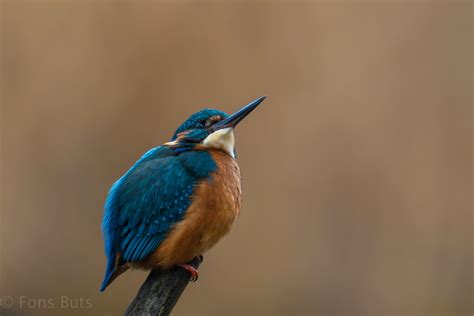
[205,115,222,127]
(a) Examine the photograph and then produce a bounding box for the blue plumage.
[100,96,266,292]
[172,109,228,140]
[100,146,217,291]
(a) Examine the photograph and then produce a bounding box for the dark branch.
[124,257,201,316]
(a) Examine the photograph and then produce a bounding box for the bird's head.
[166,96,266,158]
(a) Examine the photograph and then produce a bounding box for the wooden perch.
[124,256,202,316]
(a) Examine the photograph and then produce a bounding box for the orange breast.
[138,149,242,269]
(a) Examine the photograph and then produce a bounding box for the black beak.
[209,96,267,132]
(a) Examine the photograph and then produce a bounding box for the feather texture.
[100,146,217,291]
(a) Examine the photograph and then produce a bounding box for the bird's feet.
[178,264,199,282]
[177,255,203,282]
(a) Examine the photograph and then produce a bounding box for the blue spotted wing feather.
[100,146,216,291]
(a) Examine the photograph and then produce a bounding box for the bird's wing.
[102,146,217,263]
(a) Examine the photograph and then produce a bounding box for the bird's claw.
[178,264,199,282]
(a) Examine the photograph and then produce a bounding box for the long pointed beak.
[209,96,267,132]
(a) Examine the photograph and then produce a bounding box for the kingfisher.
[100,96,266,291]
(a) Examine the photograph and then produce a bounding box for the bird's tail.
[100,252,128,292]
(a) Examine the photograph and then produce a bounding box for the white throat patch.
[202,127,235,158]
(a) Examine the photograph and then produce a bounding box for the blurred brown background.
[0,1,472,315]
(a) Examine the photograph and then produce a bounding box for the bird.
[100,96,266,291]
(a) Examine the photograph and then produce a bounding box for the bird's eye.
[204,119,213,128]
